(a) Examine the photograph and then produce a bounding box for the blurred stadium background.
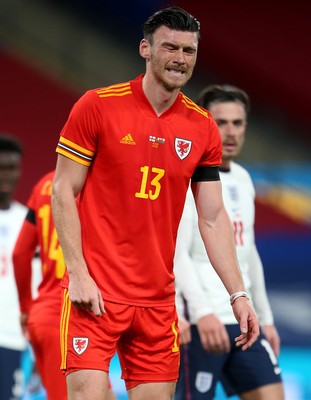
[1,1,310,399]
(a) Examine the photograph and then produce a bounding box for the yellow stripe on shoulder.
[96,82,132,98]
[181,95,209,118]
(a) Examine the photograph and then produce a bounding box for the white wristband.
[230,291,249,306]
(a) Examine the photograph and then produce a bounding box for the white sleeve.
[174,191,213,322]
[175,285,186,320]
[248,244,274,325]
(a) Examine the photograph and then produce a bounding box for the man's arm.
[51,154,105,316]
[192,180,259,350]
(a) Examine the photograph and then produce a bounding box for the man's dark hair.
[143,6,200,43]
[0,133,23,154]
[196,85,250,115]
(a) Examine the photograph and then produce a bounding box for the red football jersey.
[29,170,65,297]
[14,170,67,398]
[14,170,65,317]
[56,75,222,306]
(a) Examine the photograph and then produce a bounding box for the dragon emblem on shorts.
[73,337,89,355]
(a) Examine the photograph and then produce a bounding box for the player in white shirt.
[174,85,284,399]
[0,134,28,399]
[0,134,44,399]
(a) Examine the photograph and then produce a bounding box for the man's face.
[0,151,22,199]
[209,101,247,165]
[144,26,198,91]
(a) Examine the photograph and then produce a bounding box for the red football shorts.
[28,308,67,399]
[60,289,180,390]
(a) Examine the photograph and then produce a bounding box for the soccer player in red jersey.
[13,170,67,399]
[13,171,117,400]
[52,6,259,400]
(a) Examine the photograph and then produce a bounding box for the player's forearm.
[51,183,88,277]
[198,207,246,296]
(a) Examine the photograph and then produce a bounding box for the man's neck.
[142,75,180,116]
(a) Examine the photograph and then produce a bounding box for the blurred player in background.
[0,133,29,399]
[13,170,117,400]
[174,85,284,400]
[13,170,66,400]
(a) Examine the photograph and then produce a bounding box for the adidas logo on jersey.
[120,134,136,145]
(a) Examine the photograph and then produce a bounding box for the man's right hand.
[68,272,106,317]
[232,297,259,350]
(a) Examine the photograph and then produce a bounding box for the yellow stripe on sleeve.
[59,137,94,157]
[56,147,91,166]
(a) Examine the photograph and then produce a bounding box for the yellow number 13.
[135,166,165,200]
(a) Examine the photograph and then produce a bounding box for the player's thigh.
[223,326,283,396]
[128,381,176,400]
[176,325,227,400]
[118,305,180,388]
[66,369,109,400]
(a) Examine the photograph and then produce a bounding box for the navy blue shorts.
[0,346,24,400]
[175,324,282,399]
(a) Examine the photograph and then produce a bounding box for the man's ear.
[139,39,150,60]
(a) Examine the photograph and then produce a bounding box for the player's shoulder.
[180,93,211,120]
[89,80,132,101]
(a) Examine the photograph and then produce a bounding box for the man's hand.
[179,318,191,345]
[232,297,259,350]
[262,324,281,356]
[197,314,230,353]
[69,271,106,317]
